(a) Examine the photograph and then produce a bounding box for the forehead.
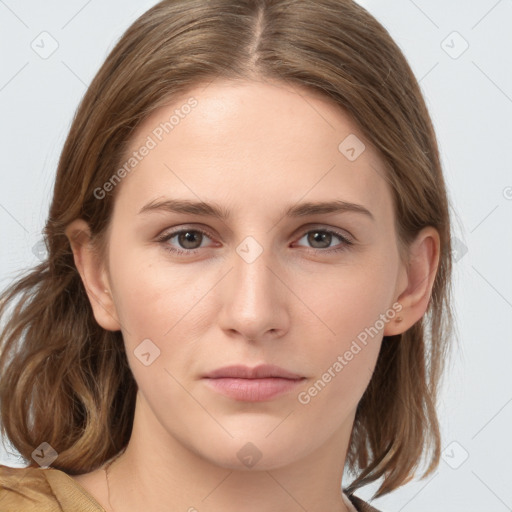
[113,78,393,221]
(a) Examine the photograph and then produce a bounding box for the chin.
[193,434,306,472]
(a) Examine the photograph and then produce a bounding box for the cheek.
[109,245,204,337]
[294,285,389,424]
[296,254,398,395]
[304,255,399,342]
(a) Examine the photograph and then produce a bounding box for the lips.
[203,364,303,380]
[202,364,305,402]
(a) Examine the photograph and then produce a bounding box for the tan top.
[0,464,381,511]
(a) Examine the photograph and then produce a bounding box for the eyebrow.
[138,198,374,221]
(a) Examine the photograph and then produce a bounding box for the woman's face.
[95,78,408,469]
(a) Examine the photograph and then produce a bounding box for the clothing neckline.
[48,466,362,512]
[44,467,107,511]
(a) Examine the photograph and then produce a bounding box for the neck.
[106,392,354,512]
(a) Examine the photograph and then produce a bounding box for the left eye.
[295,229,352,251]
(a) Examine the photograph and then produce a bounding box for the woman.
[0,1,454,511]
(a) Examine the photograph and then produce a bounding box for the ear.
[65,219,121,331]
[384,226,440,336]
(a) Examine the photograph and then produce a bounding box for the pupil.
[309,231,330,248]
[180,231,201,249]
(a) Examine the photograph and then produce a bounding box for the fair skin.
[66,78,439,512]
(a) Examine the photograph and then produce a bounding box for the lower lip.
[203,377,305,402]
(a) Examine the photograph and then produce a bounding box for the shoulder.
[0,463,62,511]
[346,492,383,512]
[0,464,105,512]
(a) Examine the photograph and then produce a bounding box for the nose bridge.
[219,234,285,339]
[232,236,276,309]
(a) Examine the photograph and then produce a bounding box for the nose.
[217,240,290,343]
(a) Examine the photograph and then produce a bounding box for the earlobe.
[65,219,121,332]
[384,226,440,336]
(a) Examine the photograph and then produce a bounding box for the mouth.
[202,364,306,402]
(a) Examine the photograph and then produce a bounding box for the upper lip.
[203,364,304,380]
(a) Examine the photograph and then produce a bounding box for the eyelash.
[156,226,354,257]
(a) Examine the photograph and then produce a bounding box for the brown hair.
[0,0,454,498]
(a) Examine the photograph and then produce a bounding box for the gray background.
[1,1,511,510]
